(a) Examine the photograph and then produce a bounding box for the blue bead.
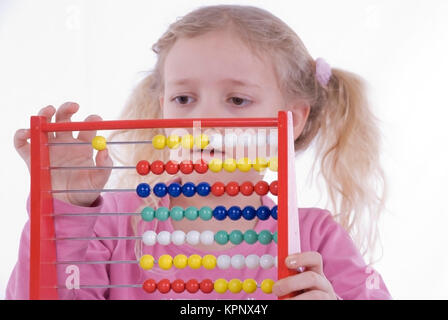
[182,182,196,197]
[242,205,256,220]
[153,182,168,197]
[196,182,211,196]
[136,183,150,198]
[256,205,271,220]
[168,182,182,197]
[271,205,278,220]
[213,205,227,220]
[227,206,242,220]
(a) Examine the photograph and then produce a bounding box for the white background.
[1,0,447,299]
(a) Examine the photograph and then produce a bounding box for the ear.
[289,101,310,140]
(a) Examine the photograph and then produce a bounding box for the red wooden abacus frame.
[29,110,300,300]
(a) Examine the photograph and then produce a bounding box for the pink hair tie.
[315,58,332,86]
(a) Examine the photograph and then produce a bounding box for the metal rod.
[52,260,138,265]
[49,166,135,170]
[47,140,152,146]
[50,189,135,194]
[54,236,141,241]
[50,212,139,217]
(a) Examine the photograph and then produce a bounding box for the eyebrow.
[168,78,261,89]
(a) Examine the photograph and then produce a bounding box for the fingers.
[37,105,56,139]
[272,271,331,297]
[285,251,324,275]
[55,102,80,139]
[90,148,113,189]
[77,114,102,142]
[14,128,31,166]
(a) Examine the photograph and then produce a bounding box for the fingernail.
[286,258,298,267]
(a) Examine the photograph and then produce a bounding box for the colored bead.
[184,206,198,220]
[186,230,200,245]
[242,206,256,220]
[261,279,275,294]
[242,279,257,293]
[165,160,179,174]
[166,134,180,149]
[244,230,258,244]
[245,254,260,269]
[256,206,271,220]
[91,136,107,151]
[271,205,278,220]
[171,230,186,246]
[225,181,239,196]
[208,158,223,172]
[214,279,228,294]
[153,182,168,197]
[269,181,278,196]
[260,254,275,269]
[157,230,171,245]
[143,279,157,293]
[230,254,245,269]
[179,160,194,174]
[194,159,208,174]
[202,254,217,270]
[273,231,277,244]
[196,182,211,197]
[240,181,254,196]
[188,254,202,269]
[200,230,214,246]
[227,205,242,220]
[199,279,213,293]
[141,207,155,222]
[170,206,184,221]
[223,158,237,172]
[139,254,154,270]
[269,156,278,172]
[237,157,251,172]
[228,279,242,293]
[142,230,157,246]
[158,254,173,270]
[152,134,166,149]
[155,207,170,221]
[182,182,196,197]
[214,230,229,245]
[173,254,188,269]
[168,182,182,197]
[213,205,227,220]
[224,133,237,147]
[186,279,199,293]
[217,255,231,269]
[258,230,273,245]
[211,182,225,196]
[150,160,165,175]
[157,279,171,293]
[198,206,212,220]
[229,230,243,245]
[194,134,209,149]
[136,160,150,175]
[253,157,268,171]
[172,279,185,293]
[254,181,269,195]
[181,134,194,149]
[136,183,150,198]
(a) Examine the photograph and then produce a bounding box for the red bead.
[211,182,226,196]
[136,160,150,175]
[172,279,185,293]
[254,181,269,195]
[240,181,254,196]
[151,160,165,175]
[269,180,278,196]
[199,279,214,293]
[194,159,208,174]
[226,181,240,196]
[157,279,171,294]
[186,279,200,293]
[179,160,194,174]
[142,279,157,293]
[165,160,179,174]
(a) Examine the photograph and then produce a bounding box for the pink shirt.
[6,192,392,300]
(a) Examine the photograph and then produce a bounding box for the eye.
[172,95,195,105]
[228,96,252,107]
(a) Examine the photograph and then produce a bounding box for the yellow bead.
[223,158,237,172]
[173,254,188,269]
[188,254,202,269]
[139,254,154,270]
[158,254,173,270]
[202,254,217,270]
[252,157,268,171]
[208,158,223,172]
[260,279,275,294]
[152,134,166,149]
[181,134,194,149]
[91,136,107,151]
[166,134,180,149]
[242,279,257,293]
[269,156,278,172]
[237,158,251,172]
[214,278,228,294]
[194,134,209,149]
[228,279,242,293]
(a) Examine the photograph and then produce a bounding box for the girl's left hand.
[272,251,338,300]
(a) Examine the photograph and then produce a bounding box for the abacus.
[29,110,300,300]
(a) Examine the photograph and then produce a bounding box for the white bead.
[256,132,267,147]
[186,230,200,245]
[157,231,171,245]
[238,132,253,147]
[142,230,157,246]
[267,131,278,147]
[224,132,237,148]
[200,230,214,246]
[209,134,223,149]
[217,255,231,269]
[231,254,245,269]
[259,254,275,269]
[275,256,278,268]
[245,254,260,269]
[171,230,186,246]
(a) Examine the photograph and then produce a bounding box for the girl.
[8,5,391,300]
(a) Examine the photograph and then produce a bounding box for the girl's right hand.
[14,102,113,207]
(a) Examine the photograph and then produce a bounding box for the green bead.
[244,230,258,244]
[141,207,155,222]
[229,230,243,245]
[214,230,229,245]
[258,230,273,245]
[273,231,278,243]
[155,207,170,221]
[184,206,198,220]
[170,206,184,221]
[199,206,212,221]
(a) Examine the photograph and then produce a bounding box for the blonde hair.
[109,4,387,264]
